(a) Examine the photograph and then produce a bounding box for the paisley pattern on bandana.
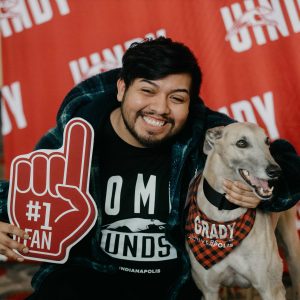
[185,173,256,270]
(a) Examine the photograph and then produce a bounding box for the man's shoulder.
[61,68,120,108]
[56,69,120,125]
[204,107,235,128]
[79,68,120,94]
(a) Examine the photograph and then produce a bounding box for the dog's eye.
[236,139,248,148]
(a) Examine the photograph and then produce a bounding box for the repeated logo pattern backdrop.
[1,0,300,231]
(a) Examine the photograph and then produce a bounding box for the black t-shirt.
[96,117,180,281]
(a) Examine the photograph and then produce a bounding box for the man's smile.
[142,115,167,127]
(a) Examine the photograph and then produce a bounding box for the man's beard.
[120,102,177,148]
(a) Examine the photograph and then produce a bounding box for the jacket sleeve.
[0,181,9,222]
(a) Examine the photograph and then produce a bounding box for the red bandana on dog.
[185,173,256,270]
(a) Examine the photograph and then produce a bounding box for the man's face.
[113,73,191,147]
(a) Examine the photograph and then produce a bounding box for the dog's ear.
[203,126,224,154]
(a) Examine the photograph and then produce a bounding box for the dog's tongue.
[250,175,269,189]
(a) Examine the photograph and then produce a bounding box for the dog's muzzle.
[239,164,281,200]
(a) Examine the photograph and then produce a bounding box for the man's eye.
[141,89,154,94]
[236,139,248,148]
[170,95,184,103]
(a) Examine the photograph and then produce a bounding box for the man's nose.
[149,94,170,114]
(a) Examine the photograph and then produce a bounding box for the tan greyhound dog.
[185,122,286,300]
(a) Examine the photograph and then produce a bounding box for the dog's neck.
[199,153,247,221]
[203,177,239,210]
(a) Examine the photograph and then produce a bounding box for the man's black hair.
[119,37,202,101]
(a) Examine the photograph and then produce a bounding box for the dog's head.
[203,122,281,200]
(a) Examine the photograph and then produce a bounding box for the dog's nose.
[266,164,281,178]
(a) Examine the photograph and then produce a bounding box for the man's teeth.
[143,116,165,127]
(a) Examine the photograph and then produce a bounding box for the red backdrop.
[1,0,300,232]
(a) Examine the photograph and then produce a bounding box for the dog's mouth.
[239,169,274,200]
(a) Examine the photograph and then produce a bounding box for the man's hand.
[223,179,261,208]
[0,221,29,261]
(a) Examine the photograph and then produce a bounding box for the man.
[0,37,299,299]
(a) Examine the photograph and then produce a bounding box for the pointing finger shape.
[63,118,94,191]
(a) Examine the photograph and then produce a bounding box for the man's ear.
[203,126,224,155]
[117,79,126,102]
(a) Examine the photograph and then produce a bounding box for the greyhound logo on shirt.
[102,218,165,232]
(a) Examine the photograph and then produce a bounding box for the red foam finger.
[63,118,93,190]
